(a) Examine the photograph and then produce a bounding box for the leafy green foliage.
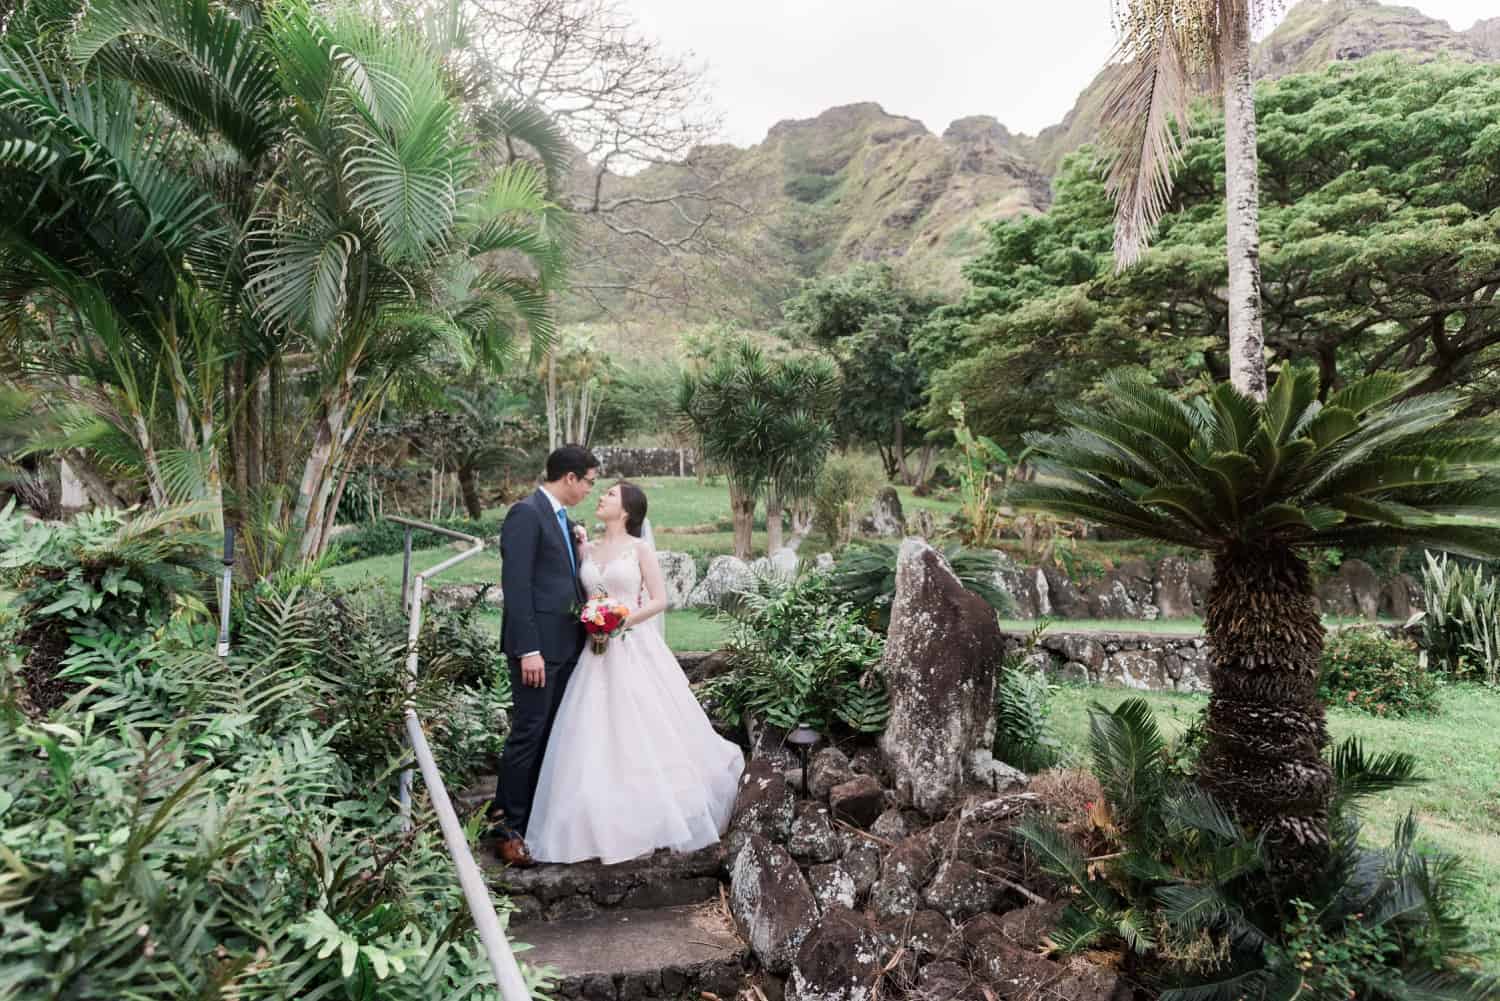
[1014,699,1494,999]
[1014,366,1500,560]
[825,539,1015,631]
[924,59,1500,445]
[993,655,1060,773]
[950,400,1011,547]
[701,571,887,733]
[777,264,938,481]
[0,504,523,999]
[1319,628,1439,718]
[811,453,884,546]
[1420,552,1500,685]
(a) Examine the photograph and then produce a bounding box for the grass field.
[1049,684,1500,965]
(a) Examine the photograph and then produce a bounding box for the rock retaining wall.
[992,553,1422,622]
[594,447,697,478]
[1003,629,1212,693]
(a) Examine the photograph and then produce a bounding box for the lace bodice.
[579,547,644,610]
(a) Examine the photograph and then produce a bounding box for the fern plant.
[993,620,1061,771]
[702,570,888,733]
[1015,698,1496,999]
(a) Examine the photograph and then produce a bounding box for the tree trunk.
[1199,542,1331,880]
[63,450,122,508]
[730,487,755,560]
[291,385,351,561]
[546,349,560,449]
[1221,6,1267,401]
[458,462,483,519]
[765,491,784,553]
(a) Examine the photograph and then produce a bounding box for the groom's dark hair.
[544,445,599,483]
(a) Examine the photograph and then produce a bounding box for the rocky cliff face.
[580,0,1496,327]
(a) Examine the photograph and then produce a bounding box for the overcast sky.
[623,0,1496,146]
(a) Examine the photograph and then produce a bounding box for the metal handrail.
[388,515,530,1001]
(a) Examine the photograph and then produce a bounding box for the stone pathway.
[462,777,749,1001]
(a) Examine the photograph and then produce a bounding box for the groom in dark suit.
[488,445,599,867]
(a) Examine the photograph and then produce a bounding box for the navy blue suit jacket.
[500,488,586,663]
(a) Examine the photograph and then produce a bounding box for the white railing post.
[384,515,530,1001]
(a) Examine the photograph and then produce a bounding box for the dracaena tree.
[677,340,837,559]
[1013,366,1500,879]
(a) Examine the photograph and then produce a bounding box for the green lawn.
[1048,683,1500,964]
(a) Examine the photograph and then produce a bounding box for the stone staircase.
[461,777,749,1001]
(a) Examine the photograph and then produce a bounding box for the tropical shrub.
[826,540,1014,631]
[0,579,534,1001]
[811,454,883,545]
[991,621,1061,772]
[1015,699,1494,999]
[1420,552,1500,685]
[702,571,887,733]
[1014,367,1500,879]
[0,500,217,710]
[1320,628,1439,718]
[949,400,1010,547]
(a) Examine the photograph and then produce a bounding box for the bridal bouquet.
[580,597,631,655]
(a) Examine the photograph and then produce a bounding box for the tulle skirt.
[526,621,745,864]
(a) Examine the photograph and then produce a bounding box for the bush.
[0,548,528,999]
[993,622,1060,771]
[701,571,887,733]
[1014,699,1489,998]
[826,539,1015,631]
[812,454,883,545]
[1420,551,1500,685]
[326,512,503,566]
[0,500,217,711]
[1320,627,1440,717]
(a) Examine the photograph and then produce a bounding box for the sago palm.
[1101,0,1276,399]
[1013,366,1500,878]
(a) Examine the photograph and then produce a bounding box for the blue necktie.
[556,508,577,578]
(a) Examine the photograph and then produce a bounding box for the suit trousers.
[492,654,578,836]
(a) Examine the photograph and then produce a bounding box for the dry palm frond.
[1101,0,1281,269]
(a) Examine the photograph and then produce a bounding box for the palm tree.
[0,0,571,566]
[1101,0,1271,399]
[1013,367,1500,879]
[678,341,837,559]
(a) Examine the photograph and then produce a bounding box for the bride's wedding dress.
[526,544,745,864]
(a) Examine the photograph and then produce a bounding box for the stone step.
[512,902,746,1001]
[483,843,728,922]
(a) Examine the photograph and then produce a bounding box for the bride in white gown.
[526,481,745,865]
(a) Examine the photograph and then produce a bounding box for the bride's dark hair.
[617,480,648,538]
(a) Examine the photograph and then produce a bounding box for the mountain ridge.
[578,0,1500,330]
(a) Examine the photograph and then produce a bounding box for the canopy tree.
[778,264,939,485]
[0,0,572,569]
[924,58,1500,445]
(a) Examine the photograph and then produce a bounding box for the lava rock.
[807,747,856,802]
[879,540,1005,815]
[788,803,842,864]
[830,775,885,829]
[787,906,883,1001]
[730,835,820,975]
[726,757,795,858]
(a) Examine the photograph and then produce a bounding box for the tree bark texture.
[1221,5,1268,401]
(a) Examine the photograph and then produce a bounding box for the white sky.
[623,1,1497,146]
